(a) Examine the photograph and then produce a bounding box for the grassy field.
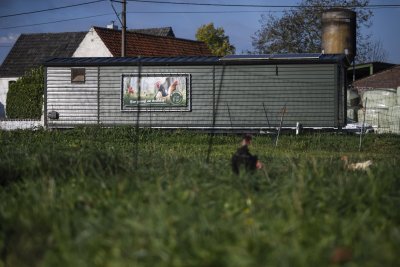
[1,128,399,267]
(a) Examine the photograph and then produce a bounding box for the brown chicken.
[330,246,352,264]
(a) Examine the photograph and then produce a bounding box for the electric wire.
[127,0,400,9]
[4,4,396,31]
[0,0,398,30]
[0,10,286,30]
[0,0,106,19]
[1,0,398,22]
[127,10,285,13]
[110,0,123,26]
[0,13,114,30]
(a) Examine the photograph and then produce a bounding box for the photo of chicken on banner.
[155,79,178,102]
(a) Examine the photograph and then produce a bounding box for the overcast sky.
[0,0,399,64]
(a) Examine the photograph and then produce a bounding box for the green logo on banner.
[170,92,183,105]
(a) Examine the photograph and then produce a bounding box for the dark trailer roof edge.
[44,54,349,67]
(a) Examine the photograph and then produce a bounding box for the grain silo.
[322,8,356,61]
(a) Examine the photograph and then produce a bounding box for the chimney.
[107,21,118,30]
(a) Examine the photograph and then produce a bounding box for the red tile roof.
[94,27,212,57]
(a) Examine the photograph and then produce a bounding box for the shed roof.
[221,53,348,63]
[352,65,400,91]
[93,27,211,57]
[44,54,347,67]
[221,53,322,60]
[0,32,86,77]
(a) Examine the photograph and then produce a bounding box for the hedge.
[6,67,44,119]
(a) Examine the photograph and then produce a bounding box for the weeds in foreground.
[0,128,399,267]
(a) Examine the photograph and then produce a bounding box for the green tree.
[196,23,236,56]
[6,67,44,119]
[251,0,387,63]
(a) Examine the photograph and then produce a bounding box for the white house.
[0,26,209,118]
[0,31,86,118]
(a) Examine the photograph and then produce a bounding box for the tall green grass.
[0,128,399,267]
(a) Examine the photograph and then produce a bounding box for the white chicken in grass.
[341,156,373,171]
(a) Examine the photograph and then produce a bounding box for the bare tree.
[358,39,388,62]
[251,0,379,63]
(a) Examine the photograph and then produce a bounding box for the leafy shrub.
[6,67,44,119]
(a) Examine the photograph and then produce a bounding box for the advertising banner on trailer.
[122,74,189,110]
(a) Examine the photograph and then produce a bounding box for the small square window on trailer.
[71,68,86,83]
[44,54,349,131]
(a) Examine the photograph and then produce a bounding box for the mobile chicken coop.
[44,54,348,131]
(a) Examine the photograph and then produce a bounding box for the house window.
[71,68,85,83]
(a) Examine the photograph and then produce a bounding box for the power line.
[0,0,106,19]
[0,0,397,24]
[0,0,398,22]
[126,10,285,13]
[2,5,398,31]
[0,13,113,30]
[127,0,315,8]
[127,0,400,9]
[110,0,123,26]
[1,2,398,30]
[0,10,286,30]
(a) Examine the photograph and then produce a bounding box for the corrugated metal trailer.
[44,54,348,130]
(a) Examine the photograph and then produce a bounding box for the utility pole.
[121,0,126,57]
